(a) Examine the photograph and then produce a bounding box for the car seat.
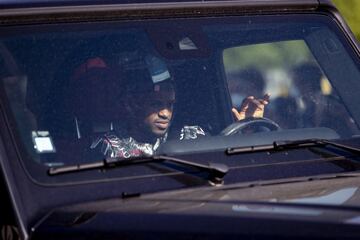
[53,57,124,163]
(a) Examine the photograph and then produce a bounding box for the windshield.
[1,14,360,183]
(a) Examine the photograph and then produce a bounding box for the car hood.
[32,177,360,238]
[32,176,360,239]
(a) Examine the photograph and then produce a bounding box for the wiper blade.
[227,138,360,155]
[48,155,228,185]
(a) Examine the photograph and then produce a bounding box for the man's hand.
[232,94,270,121]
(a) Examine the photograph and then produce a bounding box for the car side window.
[223,40,358,137]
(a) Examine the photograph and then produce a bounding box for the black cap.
[123,55,174,94]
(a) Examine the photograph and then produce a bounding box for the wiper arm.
[48,155,228,185]
[227,138,360,155]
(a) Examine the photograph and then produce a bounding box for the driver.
[88,57,269,159]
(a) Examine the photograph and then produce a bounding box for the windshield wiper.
[227,138,360,155]
[48,155,228,185]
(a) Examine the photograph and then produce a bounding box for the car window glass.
[1,15,360,183]
[223,40,358,136]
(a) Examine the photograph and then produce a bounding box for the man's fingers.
[234,95,270,121]
[232,108,242,121]
[261,93,270,105]
[240,96,254,110]
[242,96,254,104]
[263,93,270,101]
[246,95,269,107]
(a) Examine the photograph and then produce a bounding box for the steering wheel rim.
[220,117,281,136]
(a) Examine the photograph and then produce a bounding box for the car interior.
[1,15,360,173]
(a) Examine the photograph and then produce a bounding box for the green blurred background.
[333,0,360,41]
[222,0,360,101]
[223,0,360,72]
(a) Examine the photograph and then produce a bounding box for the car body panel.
[33,177,360,239]
[0,1,320,23]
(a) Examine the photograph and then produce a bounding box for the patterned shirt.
[90,125,205,159]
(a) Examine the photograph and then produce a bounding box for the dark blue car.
[1,0,360,239]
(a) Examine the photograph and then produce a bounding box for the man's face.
[130,89,175,138]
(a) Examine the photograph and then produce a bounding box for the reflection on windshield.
[1,16,360,171]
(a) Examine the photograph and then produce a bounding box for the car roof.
[0,0,331,10]
[0,0,337,23]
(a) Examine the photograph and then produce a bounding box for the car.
[1,0,360,239]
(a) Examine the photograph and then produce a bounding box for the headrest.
[68,57,123,121]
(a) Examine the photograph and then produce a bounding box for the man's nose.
[158,107,172,119]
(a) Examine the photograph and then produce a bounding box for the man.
[85,56,269,159]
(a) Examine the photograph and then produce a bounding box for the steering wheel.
[220,117,281,136]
